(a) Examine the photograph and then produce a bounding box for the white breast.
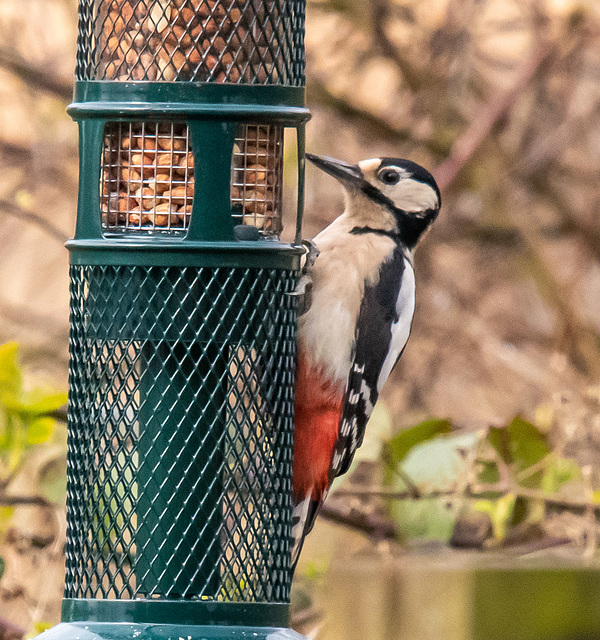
[376,257,415,392]
[298,215,397,385]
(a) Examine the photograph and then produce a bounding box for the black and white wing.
[330,244,416,480]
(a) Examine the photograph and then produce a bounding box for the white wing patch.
[291,493,312,566]
[377,257,415,392]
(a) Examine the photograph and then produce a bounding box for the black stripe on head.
[378,158,441,208]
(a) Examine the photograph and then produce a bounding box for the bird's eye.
[379,169,400,185]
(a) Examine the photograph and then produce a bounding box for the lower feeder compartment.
[66,263,297,601]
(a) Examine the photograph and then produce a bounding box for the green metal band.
[69,83,310,124]
[66,239,304,269]
[62,599,290,627]
[74,82,305,106]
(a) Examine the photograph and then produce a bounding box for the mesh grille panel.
[76,0,305,85]
[66,265,297,600]
[101,121,193,234]
[231,125,283,235]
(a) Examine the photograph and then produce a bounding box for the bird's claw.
[288,239,320,315]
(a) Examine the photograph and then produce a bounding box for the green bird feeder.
[40,1,310,639]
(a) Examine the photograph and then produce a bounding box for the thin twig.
[0,47,72,101]
[0,495,55,508]
[0,198,69,243]
[434,40,556,192]
[319,499,396,539]
[333,484,600,514]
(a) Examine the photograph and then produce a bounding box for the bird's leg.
[288,239,320,315]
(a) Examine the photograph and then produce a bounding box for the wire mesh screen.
[101,121,193,234]
[66,265,297,601]
[76,0,305,85]
[101,121,283,237]
[231,125,283,235]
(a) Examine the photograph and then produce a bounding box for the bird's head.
[306,153,440,248]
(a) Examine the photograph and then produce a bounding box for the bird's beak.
[305,153,364,187]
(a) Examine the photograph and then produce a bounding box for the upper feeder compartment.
[76,0,305,85]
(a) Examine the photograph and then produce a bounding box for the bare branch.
[434,41,556,192]
[0,47,72,101]
[0,494,55,508]
[334,484,600,515]
[319,497,396,539]
[0,198,69,243]
[370,0,424,92]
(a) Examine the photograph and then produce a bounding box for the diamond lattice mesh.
[66,265,297,601]
[76,0,305,85]
[231,125,283,234]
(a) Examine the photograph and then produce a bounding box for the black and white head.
[306,153,440,248]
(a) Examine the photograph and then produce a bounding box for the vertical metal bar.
[294,123,306,245]
[135,268,229,597]
[76,119,105,240]
[136,339,226,598]
[187,122,237,242]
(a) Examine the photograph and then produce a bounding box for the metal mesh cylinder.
[65,264,297,601]
[76,0,305,85]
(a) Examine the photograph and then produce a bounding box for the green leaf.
[508,417,550,475]
[387,431,480,543]
[393,497,460,542]
[31,622,53,638]
[400,431,480,490]
[541,457,581,494]
[384,418,453,466]
[488,417,551,487]
[0,506,14,533]
[19,389,67,415]
[26,416,56,445]
[487,426,510,464]
[474,493,516,541]
[478,460,501,484]
[0,342,22,403]
[0,555,4,580]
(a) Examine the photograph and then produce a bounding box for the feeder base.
[36,622,306,640]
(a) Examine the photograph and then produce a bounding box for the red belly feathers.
[293,349,344,502]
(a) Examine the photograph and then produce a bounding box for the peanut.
[135,187,157,209]
[148,0,171,33]
[245,164,267,184]
[129,153,155,178]
[158,136,186,152]
[157,152,176,167]
[121,166,141,184]
[163,185,193,205]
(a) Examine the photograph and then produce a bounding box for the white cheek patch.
[387,179,438,213]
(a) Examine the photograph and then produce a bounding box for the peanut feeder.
[39,1,310,639]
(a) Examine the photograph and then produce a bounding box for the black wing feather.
[330,243,407,480]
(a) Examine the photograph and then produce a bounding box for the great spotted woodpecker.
[291,153,440,567]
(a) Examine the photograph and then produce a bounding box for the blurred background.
[1,0,600,638]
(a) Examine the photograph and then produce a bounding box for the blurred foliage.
[381,411,588,546]
[0,342,67,482]
[0,341,67,585]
